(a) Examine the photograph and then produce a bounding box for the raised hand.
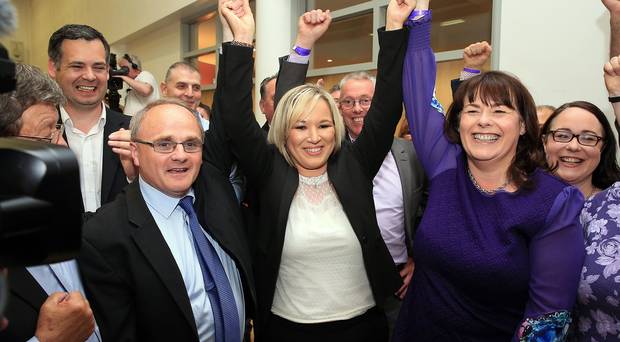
[218,0,244,42]
[295,9,332,50]
[109,128,137,181]
[605,55,620,96]
[220,0,254,45]
[35,292,96,342]
[463,41,492,70]
[603,0,620,14]
[386,0,417,31]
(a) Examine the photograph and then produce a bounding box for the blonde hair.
[267,84,345,167]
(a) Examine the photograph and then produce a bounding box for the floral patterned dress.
[575,181,620,341]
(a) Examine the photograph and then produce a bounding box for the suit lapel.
[8,267,47,311]
[101,109,121,204]
[125,183,199,339]
[391,140,412,196]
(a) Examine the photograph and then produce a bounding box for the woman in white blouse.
[218,1,415,341]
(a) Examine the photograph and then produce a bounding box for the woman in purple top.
[393,1,585,340]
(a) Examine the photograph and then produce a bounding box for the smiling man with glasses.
[79,98,253,341]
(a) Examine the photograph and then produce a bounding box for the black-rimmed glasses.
[133,139,203,153]
[547,130,603,147]
[17,123,64,144]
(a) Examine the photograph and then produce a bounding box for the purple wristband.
[408,9,430,21]
[463,67,481,74]
[292,45,311,57]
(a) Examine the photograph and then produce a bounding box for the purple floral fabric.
[575,182,620,341]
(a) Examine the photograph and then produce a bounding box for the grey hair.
[0,63,65,136]
[130,98,205,141]
[164,61,200,83]
[338,71,376,89]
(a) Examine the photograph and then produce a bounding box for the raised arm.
[274,9,332,106]
[217,0,274,185]
[604,55,620,126]
[450,41,492,99]
[603,0,620,56]
[403,0,460,179]
[350,0,413,178]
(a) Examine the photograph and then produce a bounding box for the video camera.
[106,52,129,112]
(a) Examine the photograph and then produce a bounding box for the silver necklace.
[467,168,509,195]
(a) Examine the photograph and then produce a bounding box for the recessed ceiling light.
[327,59,333,63]
[440,19,465,27]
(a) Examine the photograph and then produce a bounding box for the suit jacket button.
[361,235,367,244]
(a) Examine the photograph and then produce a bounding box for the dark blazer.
[78,172,255,341]
[391,138,426,255]
[219,28,407,337]
[101,108,131,205]
[78,72,256,341]
[0,269,47,341]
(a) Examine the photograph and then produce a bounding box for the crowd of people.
[1,0,620,341]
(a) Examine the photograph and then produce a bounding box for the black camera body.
[106,53,129,112]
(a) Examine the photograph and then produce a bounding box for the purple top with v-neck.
[392,14,585,341]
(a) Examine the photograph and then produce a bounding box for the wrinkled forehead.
[141,105,202,137]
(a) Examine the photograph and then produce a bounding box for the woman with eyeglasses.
[392,0,585,340]
[566,56,620,341]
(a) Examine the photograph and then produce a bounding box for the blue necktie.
[178,196,241,342]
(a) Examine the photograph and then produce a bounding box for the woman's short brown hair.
[444,71,545,188]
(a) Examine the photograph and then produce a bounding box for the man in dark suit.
[338,71,426,334]
[79,99,255,341]
[47,24,131,213]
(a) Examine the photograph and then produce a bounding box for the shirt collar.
[60,103,107,128]
[139,176,194,218]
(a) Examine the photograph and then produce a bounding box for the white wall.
[497,0,611,114]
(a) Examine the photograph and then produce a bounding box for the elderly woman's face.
[459,96,525,169]
[18,103,66,145]
[543,107,604,190]
[286,99,336,177]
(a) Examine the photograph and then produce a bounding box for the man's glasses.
[547,129,603,147]
[134,139,203,153]
[17,123,64,144]
[339,97,372,110]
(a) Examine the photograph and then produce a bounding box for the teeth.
[305,147,321,153]
[353,117,364,123]
[77,86,95,91]
[473,133,499,142]
[169,168,187,172]
[560,157,582,163]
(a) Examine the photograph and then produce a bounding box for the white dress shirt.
[139,177,245,342]
[60,105,106,212]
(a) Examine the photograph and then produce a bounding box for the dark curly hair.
[444,71,545,189]
[541,101,620,190]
